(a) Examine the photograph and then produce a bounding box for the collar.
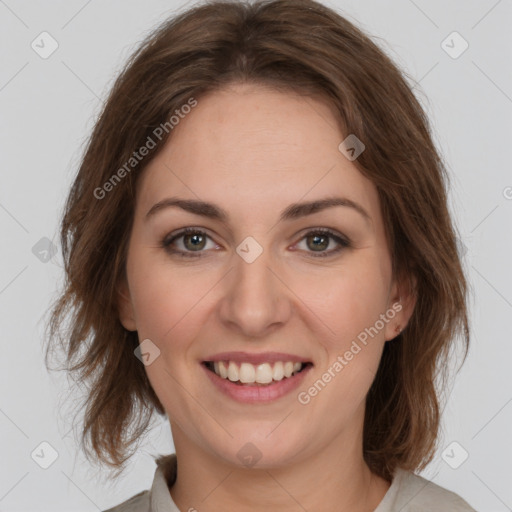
[147,453,407,512]
[149,453,180,511]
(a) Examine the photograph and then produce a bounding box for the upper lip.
[203,351,312,365]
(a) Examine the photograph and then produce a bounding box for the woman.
[45,0,476,510]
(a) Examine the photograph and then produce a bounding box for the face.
[118,83,414,468]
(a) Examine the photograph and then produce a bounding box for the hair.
[45,0,470,481]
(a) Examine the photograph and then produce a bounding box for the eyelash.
[161,227,351,259]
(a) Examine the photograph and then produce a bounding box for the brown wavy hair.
[45,0,470,481]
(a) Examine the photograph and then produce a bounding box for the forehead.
[136,84,380,224]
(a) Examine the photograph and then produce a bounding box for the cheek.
[131,275,173,337]
[125,243,177,338]
[302,271,389,419]
[127,252,218,356]
[320,258,390,402]
[131,272,194,342]
[127,259,207,401]
[303,256,390,346]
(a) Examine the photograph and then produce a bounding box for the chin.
[209,433,308,470]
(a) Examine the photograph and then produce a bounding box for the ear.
[384,272,417,341]
[117,276,137,332]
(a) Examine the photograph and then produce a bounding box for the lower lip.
[202,363,313,404]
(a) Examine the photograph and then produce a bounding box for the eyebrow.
[145,196,371,225]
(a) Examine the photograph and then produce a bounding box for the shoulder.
[395,469,477,512]
[102,489,150,512]
[101,452,177,512]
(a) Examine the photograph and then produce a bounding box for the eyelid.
[291,227,351,258]
[162,227,218,255]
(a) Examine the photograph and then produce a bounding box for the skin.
[118,83,416,512]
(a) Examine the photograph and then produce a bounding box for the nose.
[218,246,292,338]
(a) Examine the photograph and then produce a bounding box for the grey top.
[103,454,477,511]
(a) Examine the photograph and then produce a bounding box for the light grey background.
[0,0,511,510]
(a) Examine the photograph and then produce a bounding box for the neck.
[168,422,391,512]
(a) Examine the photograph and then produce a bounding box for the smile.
[201,360,314,404]
[204,360,311,385]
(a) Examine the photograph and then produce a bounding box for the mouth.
[202,360,314,386]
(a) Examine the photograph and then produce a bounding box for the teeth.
[210,360,306,384]
[255,363,273,384]
[273,361,284,380]
[218,361,228,378]
[227,361,239,382]
[239,362,256,383]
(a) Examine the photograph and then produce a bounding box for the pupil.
[309,234,327,251]
[185,233,205,250]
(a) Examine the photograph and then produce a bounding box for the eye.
[294,228,351,258]
[161,227,351,259]
[162,228,218,258]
